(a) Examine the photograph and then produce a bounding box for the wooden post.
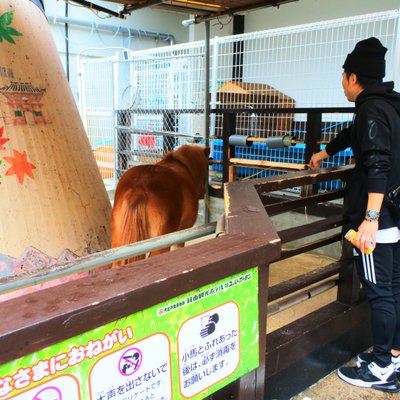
[222,112,236,184]
[236,262,269,400]
[303,111,322,196]
[224,179,281,400]
[337,231,361,305]
[337,173,361,305]
[304,111,322,164]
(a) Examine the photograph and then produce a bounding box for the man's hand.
[308,149,329,169]
[356,219,378,253]
[356,193,384,253]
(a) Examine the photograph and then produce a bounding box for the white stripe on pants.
[361,252,376,284]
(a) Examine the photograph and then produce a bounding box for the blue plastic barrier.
[212,139,353,190]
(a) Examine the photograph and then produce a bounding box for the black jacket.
[326,82,400,229]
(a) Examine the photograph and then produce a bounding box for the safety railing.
[0,196,280,400]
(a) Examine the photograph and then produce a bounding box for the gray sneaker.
[338,362,399,393]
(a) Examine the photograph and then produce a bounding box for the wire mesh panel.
[112,43,206,178]
[212,10,399,132]
[78,10,400,188]
[79,57,115,188]
[211,10,399,186]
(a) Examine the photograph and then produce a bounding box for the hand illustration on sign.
[200,313,219,338]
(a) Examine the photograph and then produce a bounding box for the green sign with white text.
[0,267,259,399]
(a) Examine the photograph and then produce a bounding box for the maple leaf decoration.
[4,149,36,184]
[0,126,10,150]
[0,12,22,44]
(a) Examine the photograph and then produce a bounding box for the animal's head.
[173,145,210,199]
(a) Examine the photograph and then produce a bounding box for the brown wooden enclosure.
[0,104,370,399]
[0,165,370,400]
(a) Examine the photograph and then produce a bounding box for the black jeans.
[354,241,400,367]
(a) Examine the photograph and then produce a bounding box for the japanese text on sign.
[178,302,240,398]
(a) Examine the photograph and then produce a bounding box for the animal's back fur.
[111,145,209,266]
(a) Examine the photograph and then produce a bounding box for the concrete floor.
[291,364,398,400]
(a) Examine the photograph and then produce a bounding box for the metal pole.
[0,223,217,296]
[210,36,219,144]
[46,15,175,45]
[267,279,338,316]
[204,20,211,223]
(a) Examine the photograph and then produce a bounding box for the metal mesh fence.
[114,43,206,179]
[78,10,400,189]
[79,57,115,185]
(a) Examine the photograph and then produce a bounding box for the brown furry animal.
[111,144,210,267]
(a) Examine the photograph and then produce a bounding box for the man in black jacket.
[310,37,400,393]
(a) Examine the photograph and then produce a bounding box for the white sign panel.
[178,302,240,398]
[89,333,172,400]
[10,375,80,400]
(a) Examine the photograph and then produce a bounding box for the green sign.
[0,267,259,399]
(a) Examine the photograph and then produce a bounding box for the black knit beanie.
[342,37,387,79]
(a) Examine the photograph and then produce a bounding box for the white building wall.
[246,0,400,32]
[43,0,190,100]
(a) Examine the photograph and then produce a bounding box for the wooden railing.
[0,165,371,400]
[0,192,280,400]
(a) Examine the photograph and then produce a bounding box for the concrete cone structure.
[0,1,112,261]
